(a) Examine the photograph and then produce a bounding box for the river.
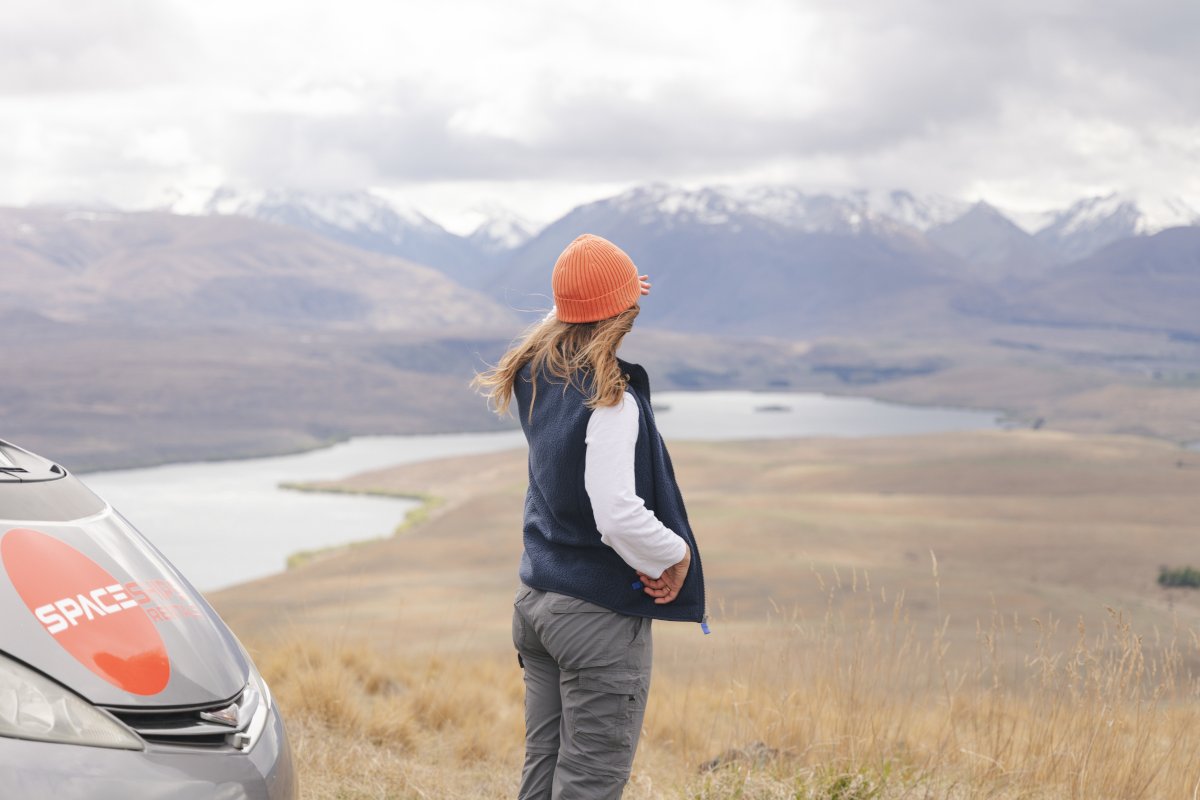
[80,391,1005,591]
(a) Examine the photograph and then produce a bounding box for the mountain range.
[5,183,1200,468]
[485,184,1200,339]
[191,188,536,288]
[6,182,1199,342]
[0,207,511,332]
[184,183,1198,285]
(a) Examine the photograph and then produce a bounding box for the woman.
[474,233,707,800]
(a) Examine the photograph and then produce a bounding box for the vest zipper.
[627,361,710,633]
[662,438,710,634]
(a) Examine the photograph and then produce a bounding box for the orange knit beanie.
[551,233,641,323]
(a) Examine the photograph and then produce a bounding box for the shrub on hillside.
[1158,565,1200,588]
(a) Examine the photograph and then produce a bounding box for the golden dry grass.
[211,429,1200,797]
[249,567,1200,799]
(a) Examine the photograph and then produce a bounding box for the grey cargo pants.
[512,585,652,800]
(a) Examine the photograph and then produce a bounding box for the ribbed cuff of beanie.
[554,275,641,323]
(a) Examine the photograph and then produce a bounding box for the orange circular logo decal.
[2,528,170,695]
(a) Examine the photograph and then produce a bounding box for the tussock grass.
[211,431,1200,796]
[248,565,1200,799]
[254,638,526,798]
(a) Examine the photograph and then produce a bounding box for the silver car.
[0,439,296,798]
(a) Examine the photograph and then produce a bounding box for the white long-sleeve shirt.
[584,391,688,579]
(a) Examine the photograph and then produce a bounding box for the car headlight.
[0,653,142,750]
[246,650,273,712]
[228,638,273,752]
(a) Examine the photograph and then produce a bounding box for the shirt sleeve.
[584,391,688,579]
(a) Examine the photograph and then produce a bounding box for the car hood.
[0,502,248,707]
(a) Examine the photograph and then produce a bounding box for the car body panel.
[1,507,247,706]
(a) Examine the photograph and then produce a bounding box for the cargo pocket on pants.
[566,669,641,752]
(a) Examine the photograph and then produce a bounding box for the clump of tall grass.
[647,557,1200,799]
[252,637,526,798]
[248,562,1200,799]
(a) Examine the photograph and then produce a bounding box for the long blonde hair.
[473,305,639,418]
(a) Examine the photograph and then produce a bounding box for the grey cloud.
[218,2,1200,191]
[0,0,196,95]
[219,72,1006,189]
[220,86,526,187]
[8,0,1200,206]
[820,0,1200,113]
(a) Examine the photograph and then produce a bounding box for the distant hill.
[956,227,1200,339]
[926,202,1055,282]
[0,207,514,331]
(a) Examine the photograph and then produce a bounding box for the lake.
[80,391,1006,591]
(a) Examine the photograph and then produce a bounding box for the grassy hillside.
[9,320,1200,473]
[0,207,513,331]
[1,325,517,472]
[249,599,1200,798]
[212,429,1200,798]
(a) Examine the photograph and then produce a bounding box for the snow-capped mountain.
[163,183,1198,292]
[857,189,972,232]
[15,181,1200,344]
[187,187,492,284]
[590,184,1200,267]
[601,183,966,237]
[724,185,916,235]
[203,187,440,235]
[495,183,967,337]
[1034,193,1200,263]
[495,182,1200,338]
[465,205,539,255]
[571,183,1008,240]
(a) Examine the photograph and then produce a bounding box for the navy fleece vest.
[513,357,706,623]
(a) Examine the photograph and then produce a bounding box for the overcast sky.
[3,0,1199,232]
